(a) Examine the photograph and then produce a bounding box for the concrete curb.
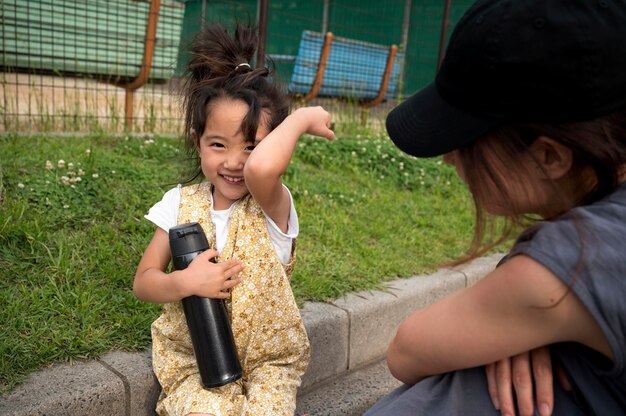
[0,254,503,415]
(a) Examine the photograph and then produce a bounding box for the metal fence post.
[121,0,161,132]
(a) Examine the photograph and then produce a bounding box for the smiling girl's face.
[195,98,270,210]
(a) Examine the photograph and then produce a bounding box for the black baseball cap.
[386,0,626,158]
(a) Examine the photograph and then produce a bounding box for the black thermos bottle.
[168,222,242,388]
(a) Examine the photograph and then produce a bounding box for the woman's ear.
[529,136,573,180]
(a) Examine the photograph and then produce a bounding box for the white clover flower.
[63,204,70,209]
[92,173,99,178]
[351,151,357,157]
[446,181,451,186]
[67,171,75,177]
[78,169,85,176]
[437,160,443,165]
[68,162,74,170]
[17,183,25,189]
[420,181,425,186]
[404,172,409,177]
[303,190,309,196]
[70,185,76,189]
[45,198,51,206]
[361,147,367,153]
[399,162,404,170]
[85,149,91,155]
[45,160,53,170]
[57,159,65,168]
[111,170,116,174]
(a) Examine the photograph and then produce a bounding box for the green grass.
[0,130,476,392]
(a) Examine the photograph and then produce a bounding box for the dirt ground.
[1,72,394,135]
[1,72,183,134]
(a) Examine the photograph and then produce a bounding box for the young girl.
[133,22,334,415]
[367,0,626,415]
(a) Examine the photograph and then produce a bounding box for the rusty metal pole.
[362,44,398,109]
[304,32,333,102]
[123,0,161,131]
[437,0,451,70]
[256,0,269,68]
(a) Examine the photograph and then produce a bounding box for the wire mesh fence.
[1,0,473,135]
[1,0,185,134]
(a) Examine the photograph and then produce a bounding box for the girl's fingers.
[213,290,231,300]
[219,259,245,276]
[194,248,219,263]
[223,276,242,290]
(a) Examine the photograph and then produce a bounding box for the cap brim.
[386,83,503,158]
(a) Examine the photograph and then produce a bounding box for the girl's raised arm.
[244,106,334,232]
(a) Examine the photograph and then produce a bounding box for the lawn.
[0,128,476,392]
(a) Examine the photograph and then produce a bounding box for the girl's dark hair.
[181,21,290,183]
[453,108,626,263]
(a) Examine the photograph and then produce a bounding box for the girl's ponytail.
[185,22,268,89]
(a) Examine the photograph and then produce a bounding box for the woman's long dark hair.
[453,108,626,264]
[180,21,290,183]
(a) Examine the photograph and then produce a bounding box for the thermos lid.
[168,222,209,257]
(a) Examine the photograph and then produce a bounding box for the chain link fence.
[1,0,473,135]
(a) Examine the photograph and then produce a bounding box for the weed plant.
[0,129,477,392]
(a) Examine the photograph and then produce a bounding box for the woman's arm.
[133,228,244,303]
[244,106,334,232]
[386,254,612,384]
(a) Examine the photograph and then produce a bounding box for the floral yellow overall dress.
[151,182,311,415]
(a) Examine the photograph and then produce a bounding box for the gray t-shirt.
[366,183,626,415]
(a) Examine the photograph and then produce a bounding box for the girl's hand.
[485,347,556,416]
[291,106,335,140]
[178,249,244,299]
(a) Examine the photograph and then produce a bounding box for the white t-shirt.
[145,185,298,264]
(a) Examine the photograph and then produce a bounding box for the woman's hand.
[485,347,558,416]
[177,249,244,299]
